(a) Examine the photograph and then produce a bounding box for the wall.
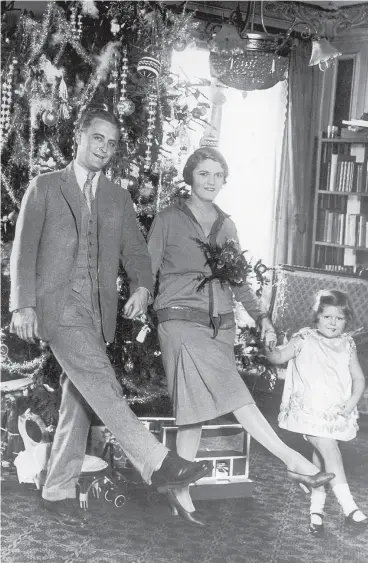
[319,28,368,132]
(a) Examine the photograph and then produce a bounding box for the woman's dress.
[147,200,264,425]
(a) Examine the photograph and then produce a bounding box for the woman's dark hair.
[76,106,120,137]
[312,290,354,323]
[182,147,229,186]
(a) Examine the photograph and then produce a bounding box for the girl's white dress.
[278,327,359,441]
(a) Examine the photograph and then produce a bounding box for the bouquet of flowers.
[194,238,268,296]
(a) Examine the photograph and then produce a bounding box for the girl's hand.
[337,401,356,417]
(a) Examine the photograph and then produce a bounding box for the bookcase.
[311,136,368,273]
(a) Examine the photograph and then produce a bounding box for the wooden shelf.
[320,138,368,144]
[318,191,368,197]
[315,241,368,250]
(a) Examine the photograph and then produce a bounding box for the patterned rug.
[2,396,368,563]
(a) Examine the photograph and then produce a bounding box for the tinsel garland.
[1,351,50,378]
[1,171,20,207]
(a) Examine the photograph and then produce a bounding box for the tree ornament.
[137,55,161,79]
[172,38,187,52]
[124,359,134,373]
[111,18,120,36]
[117,99,135,116]
[198,105,208,117]
[77,13,83,38]
[42,110,58,127]
[144,92,158,170]
[127,176,138,190]
[70,5,78,40]
[116,47,135,132]
[140,181,154,198]
[0,57,17,143]
[191,107,202,120]
[58,76,70,120]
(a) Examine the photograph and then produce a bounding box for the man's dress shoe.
[41,499,88,531]
[151,452,213,491]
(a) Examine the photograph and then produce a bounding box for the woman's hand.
[260,317,277,351]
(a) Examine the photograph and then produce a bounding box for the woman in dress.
[147,147,334,526]
[266,290,367,535]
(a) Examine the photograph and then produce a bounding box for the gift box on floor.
[89,417,254,500]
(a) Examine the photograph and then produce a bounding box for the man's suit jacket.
[10,163,154,342]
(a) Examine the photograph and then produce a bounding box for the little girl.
[266,290,367,535]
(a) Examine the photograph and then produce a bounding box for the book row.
[316,211,368,247]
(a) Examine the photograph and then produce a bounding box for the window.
[171,46,288,265]
[333,57,355,127]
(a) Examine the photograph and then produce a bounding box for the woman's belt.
[156,307,235,334]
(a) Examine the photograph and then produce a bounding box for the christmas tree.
[1,1,275,432]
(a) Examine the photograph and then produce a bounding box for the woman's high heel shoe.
[166,490,205,527]
[287,470,335,492]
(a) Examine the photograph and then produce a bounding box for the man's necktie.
[83,171,96,211]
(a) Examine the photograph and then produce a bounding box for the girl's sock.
[310,489,327,525]
[332,483,366,520]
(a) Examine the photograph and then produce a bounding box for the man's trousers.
[42,291,168,501]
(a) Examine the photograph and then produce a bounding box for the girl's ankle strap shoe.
[309,512,324,536]
[345,510,368,528]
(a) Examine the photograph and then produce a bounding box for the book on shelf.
[315,246,354,273]
[356,215,368,248]
[325,155,356,192]
[344,214,358,246]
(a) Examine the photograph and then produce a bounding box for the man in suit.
[10,107,211,530]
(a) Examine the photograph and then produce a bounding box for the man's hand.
[123,288,150,320]
[10,307,40,343]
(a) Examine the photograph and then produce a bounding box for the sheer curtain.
[171,46,288,266]
[272,43,322,267]
[217,83,288,266]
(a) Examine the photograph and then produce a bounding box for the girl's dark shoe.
[166,489,205,527]
[287,470,335,492]
[309,512,324,536]
[345,510,368,529]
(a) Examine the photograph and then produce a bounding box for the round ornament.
[137,55,161,79]
[42,110,58,127]
[140,182,154,198]
[127,176,138,190]
[117,99,135,116]
[173,38,187,52]
[191,107,202,119]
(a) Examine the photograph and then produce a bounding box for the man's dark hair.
[76,106,120,136]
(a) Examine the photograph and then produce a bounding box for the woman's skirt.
[158,320,254,425]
